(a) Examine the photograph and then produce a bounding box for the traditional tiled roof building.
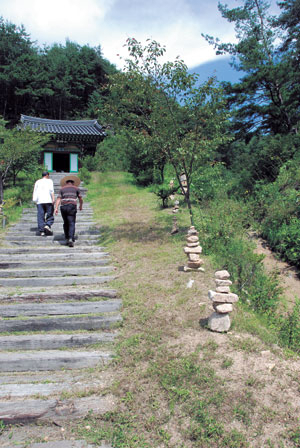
[20,115,106,173]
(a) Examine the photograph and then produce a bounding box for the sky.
[0,0,280,70]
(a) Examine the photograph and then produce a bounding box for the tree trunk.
[185,189,194,226]
[0,171,4,204]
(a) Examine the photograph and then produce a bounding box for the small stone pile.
[171,216,178,234]
[208,270,239,332]
[172,200,179,213]
[183,226,204,272]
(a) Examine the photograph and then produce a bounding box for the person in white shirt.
[32,171,55,236]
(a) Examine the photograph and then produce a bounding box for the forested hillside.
[0,17,117,123]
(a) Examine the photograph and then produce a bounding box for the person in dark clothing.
[54,175,83,247]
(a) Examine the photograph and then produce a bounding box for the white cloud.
[1,0,115,46]
[0,0,279,69]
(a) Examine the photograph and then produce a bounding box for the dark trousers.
[60,204,77,241]
[37,203,54,233]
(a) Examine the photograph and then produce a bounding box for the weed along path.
[0,174,120,448]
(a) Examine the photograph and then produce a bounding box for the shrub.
[79,166,91,185]
[194,196,282,315]
[278,300,300,352]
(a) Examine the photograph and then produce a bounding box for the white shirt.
[32,178,54,204]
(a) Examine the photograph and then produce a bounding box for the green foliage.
[277,300,300,352]
[102,38,231,219]
[223,134,300,192]
[150,180,179,208]
[252,154,300,267]
[79,166,91,185]
[204,0,299,136]
[0,420,5,435]
[0,17,117,122]
[191,162,231,202]
[94,134,129,172]
[0,118,48,203]
[194,196,282,315]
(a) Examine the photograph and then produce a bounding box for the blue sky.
[0,0,280,71]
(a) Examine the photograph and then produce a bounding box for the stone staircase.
[0,174,119,448]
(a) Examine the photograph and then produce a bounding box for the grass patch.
[37,171,299,448]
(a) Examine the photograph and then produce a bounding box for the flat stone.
[187,260,203,268]
[187,242,199,247]
[184,246,202,254]
[187,230,198,236]
[186,236,199,243]
[215,279,232,286]
[215,270,230,280]
[208,290,239,303]
[213,303,233,313]
[216,286,230,293]
[183,266,205,272]
[188,253,201,262]
[208,312,231,332]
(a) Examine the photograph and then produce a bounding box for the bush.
[191,163,231,202]
[194,196,282,315]
[278,300,300,352]
[150,181,180,208]
[94,134,130,172]
[252,155,300,267]
[79,166,91,185]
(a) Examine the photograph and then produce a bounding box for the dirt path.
[252,234,300,306]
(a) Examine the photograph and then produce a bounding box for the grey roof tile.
[20,115,106,139]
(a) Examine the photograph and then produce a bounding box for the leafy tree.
[103,38,231,223]
[0,119,49,203]
[204,0,298,136]
[36,41,116,120]
[0,17,40,122]
[0,17,117,123]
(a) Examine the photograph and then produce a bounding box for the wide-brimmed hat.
[60,175,81,187]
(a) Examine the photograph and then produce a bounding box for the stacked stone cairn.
[208,270,239,332]
[172,200,179,213]
[183,226,204,272]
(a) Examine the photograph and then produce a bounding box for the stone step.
[0,332,118,350]
[0,246,107,255]
[5,234,99,241]
[6,239,100,247]
[22,210,94,216]
[0,395,114,423]
[22,214,94,220]
[0,314,121,333]
[0,259,109,269]
[0,252,109,262]
[0,274,114,288]
[0,266,113,278]
[0,288,117,302]
[0,299,121,317]
[22,207,93,213]
[0,350,113,372]
[9,227,100,234]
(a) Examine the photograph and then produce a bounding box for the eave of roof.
[20,115,106,138]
